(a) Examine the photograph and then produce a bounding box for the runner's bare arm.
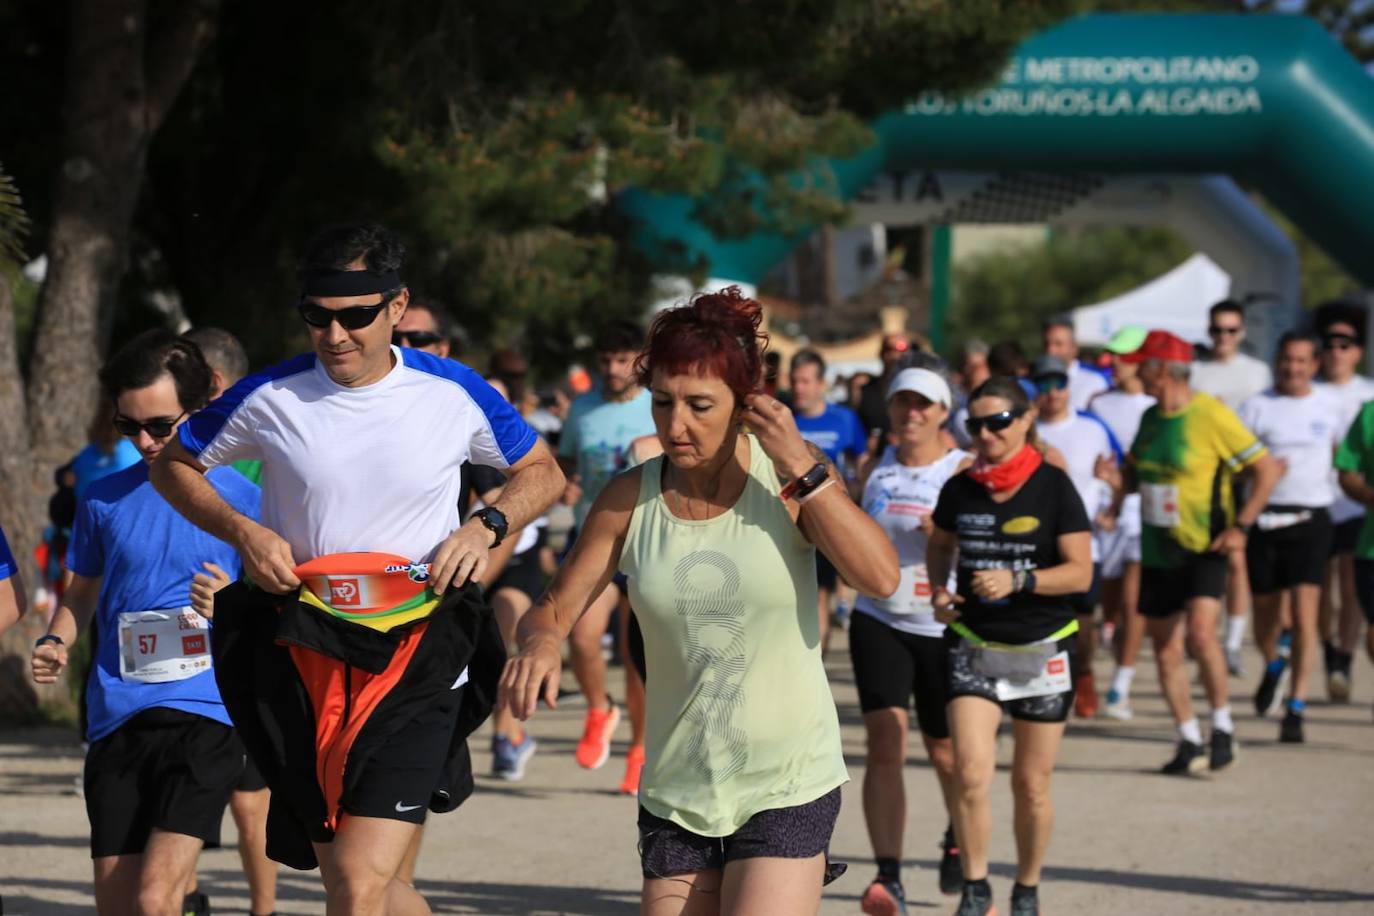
[31,572,100,684]
[927,526,964,622]
[500,467,639,720]
[1338,468,1374,506]
[1027,530,1094,595]
[151,439,300,593]
[431,439,565,592]
[1211,451,1282,552]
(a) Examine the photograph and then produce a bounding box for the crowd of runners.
[2,221,1374,916]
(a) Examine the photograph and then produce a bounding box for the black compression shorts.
[848,611,949,739]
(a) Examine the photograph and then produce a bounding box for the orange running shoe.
[1074,672,1098,719]
[575,704,621,769]
[619,744,646,795]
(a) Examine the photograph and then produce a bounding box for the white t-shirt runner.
[1087,390,1154,536]
[1037,411,1119,560]
[1318,375,1374,524]
[1191,352,1273,411]
[855,447,970,637]
[1068,359,1109,413]
[1237,387,1343,510]
[180,347,538,564]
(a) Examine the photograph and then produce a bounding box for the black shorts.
[1353,558,1374,625]
[237,750,268,793]
[343,684,464,827]
[848,611,949,739]
[490,536,547,604]
[945,634,1077,723]
[638,787,841,879]
[1246,508,1333,593]
[1331,516,1363,556]
[1066,562,1102,617]
[85,707,245,858]
[1139,552,1228,619]
[816,551,838,591]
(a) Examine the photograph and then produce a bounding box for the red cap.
[1120,330,1193,364]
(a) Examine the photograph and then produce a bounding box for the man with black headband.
[152,221,564,915]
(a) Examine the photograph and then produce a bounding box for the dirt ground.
[1,633,1372,915]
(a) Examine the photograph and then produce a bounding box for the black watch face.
[482,507,508,534]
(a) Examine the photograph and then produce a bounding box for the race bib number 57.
[118,608,211,684]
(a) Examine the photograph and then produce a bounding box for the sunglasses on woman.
[113,411,187,439]
[297,289,400,330]
[1323,334,1358,351]
[965,407,1026,436]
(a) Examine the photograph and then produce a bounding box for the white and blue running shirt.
[180,346,538,564]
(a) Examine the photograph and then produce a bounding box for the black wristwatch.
[780,462,830,502]
[472,506,509,548]
[34,634,64,649]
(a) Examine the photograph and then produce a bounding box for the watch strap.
[779,462,829,502]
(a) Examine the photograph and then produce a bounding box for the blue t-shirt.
[66,461,260,742]
[71,440,142,499]
[0,526,15,581]
[794,404,867,472]
[558,387,655,526]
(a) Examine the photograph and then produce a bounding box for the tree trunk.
[1,0,218,724]
[25,0,218,473]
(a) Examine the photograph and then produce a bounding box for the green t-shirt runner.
[1334,400,1374,559]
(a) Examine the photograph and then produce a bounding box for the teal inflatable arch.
[621,13,1374,310]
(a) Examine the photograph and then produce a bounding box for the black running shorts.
[1246,508,1333,594]
[944,634,1077,723]
[85,707,245,858]
[237,750,268,793]
[638,787,842,879]
[1332,516,1363,556]
[489,536,547,604]
[343,683,465,827]
[1139,552,1228,619]
[847,611,949,739]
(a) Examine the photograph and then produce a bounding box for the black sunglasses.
[113,410,187,439]
[1208,325,1242,336]
[392,329,444,348]
[298,290,399,330]
[1323,334,1359,351]
[965,407,1026,436]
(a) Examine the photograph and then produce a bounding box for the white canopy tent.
[1071,252,1231,347]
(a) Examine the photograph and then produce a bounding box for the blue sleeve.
[0,527,15,581]
[1079,409,1125,463]
[65,497,104,578]
[180,353,315,460]
[401,348,538,467]
[848,408,868,457]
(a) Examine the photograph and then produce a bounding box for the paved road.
[2,634,1372,915]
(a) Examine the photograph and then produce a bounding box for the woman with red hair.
[501,287,899,914]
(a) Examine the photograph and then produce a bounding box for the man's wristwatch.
[472,507,509,548]
[34,634,64,649]
[1236,520,1253,536]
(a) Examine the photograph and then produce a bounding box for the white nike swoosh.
[395,802,423,813]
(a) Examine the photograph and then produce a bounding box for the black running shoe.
[1209,730,1237,771]
[1279,710,1304,743]
[939,826,964,896]
[1161,739,1207,776]
[1010,884,1039,916]
[954,881,996,916]
[182,891,211,916]
[1253,665,1285,718]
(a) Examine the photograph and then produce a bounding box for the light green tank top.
[620,435,848,836]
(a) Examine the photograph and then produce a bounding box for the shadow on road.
[414,878,639,914]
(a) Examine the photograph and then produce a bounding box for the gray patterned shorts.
[946,634,1077,723]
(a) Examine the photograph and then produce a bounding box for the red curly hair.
[635,287,769,404]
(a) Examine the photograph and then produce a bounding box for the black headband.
[301,268,402,298]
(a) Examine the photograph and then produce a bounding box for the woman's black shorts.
[847,610,949,739]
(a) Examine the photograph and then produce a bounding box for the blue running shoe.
[492,733,538,781]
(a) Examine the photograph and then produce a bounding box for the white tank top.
[855,447,969,637]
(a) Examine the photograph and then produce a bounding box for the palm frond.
[0,164,31,270]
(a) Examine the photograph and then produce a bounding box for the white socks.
[1225,615,1247,653]
[1212,705,1234,734]
[1178,718,1203,745]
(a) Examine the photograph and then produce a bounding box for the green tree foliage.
[949,226,1194,355]
[3,0,1075,377]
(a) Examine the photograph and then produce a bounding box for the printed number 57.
[138,634,157,654]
